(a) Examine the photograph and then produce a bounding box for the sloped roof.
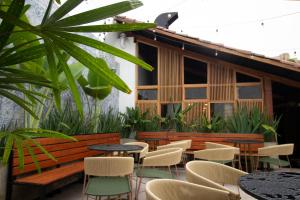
[115,16,300,75]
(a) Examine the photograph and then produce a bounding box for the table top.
[226,139,264,144]
[89,144,143,152]
[239,171,300,200]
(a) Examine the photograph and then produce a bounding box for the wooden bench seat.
[15,161,84,185]
[9,133,120,200]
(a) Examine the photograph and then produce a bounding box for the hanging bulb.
[182,43,185,50]
[294,51,297,56]
[154,35,157,41]
[261,21,264,26]
[215,50,218,56]
[216,28,219,33]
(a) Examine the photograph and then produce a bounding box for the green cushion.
[86,176,131,196]
[259,157,290,167]
[136,168,173,179]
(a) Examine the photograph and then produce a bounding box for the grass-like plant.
[97,108,122,133]
[192,114,226,133]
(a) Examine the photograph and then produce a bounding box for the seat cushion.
[260,157,290,167]
[136,168,173,179]
[86,176,131,196]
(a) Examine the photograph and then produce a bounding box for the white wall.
[105,33,136,113]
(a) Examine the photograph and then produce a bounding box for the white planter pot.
[0,164,8,200]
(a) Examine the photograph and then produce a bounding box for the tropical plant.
[97,108,122,133]
[0,0,155,116]
[261,116,281,142]
[164,104,194,132]
[192,114,226,133]
[0,0,155,168]
[39,100,94,135]
[121,107,150,138]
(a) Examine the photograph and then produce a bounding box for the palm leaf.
[52,0,143,27]
[0,0,24,50]
[54,31,153,71]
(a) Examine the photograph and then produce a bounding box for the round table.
[89,144,143,156]
[239,171,300,200]
[226,139,263,172]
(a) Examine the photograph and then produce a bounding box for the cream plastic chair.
[186,160,248,200]
[125,142,149,162]
[146,179,230,200]
[83,157,134,200]
[157,141,189,151]
[136,148,183,197]
[205,142,241,168]
[194,147,236,165]
[257,143,294,169]
[170,139,192,149]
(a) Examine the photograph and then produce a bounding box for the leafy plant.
[0,0,155,117]
[192,114,225,133]
[164,104,194,132]
[40,100,94,135]
[261,116,281,142]
[226,107,256,133]
[121,107,150,138]
[97,108,122,133]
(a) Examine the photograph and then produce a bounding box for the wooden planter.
[137,131,264,152]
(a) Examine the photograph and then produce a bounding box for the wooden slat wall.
[237,100,264,112]
[183,102,208,123]
[209,63,235,101]
[159,47,182,102]
[136,102,157,117]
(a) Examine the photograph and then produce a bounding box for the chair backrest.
[157,141,188,151]
[84,157,134,176]
[170,140,192,149]
[143,148,183,167]
[258,143,294,156]
[146,179,230,200]
[194,148,235,161]
[205,142,240,154]
[125,141,149,158]
[186,161,247,200]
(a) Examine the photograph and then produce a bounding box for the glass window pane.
[238,85,262,99]
[138,89,157,100]
[184,57,207,84]
[161,104,181,118]
[138,43,158,85]
[185,88,207,99]
[210,103,233,119]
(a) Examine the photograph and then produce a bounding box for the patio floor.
[45,167,257,200]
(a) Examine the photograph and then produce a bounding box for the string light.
[154,35,157,41]
[182,43,185,50]
[215,50,218,56]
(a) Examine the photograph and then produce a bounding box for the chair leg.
[168,166,172,178]
[175,165,179,177]
[287,156,292,168]
[255,157,260,171]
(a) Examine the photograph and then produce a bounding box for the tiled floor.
[47,168,257,200]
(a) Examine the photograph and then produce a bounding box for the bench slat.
[15,162,84,185]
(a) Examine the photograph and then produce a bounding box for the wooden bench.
[9,133,120,200]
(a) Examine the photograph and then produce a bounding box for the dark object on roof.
[154,12,178,29]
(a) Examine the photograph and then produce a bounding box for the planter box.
[137,131,264,152]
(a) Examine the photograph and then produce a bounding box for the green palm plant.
[0,0,155,117]
[0,0,155,170]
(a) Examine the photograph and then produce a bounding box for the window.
[210,103,233,119]
[184,57,207,84]
[236,72,262,99]
[137,89,157,100]
[138,43,158,86]
[185,88,207,99]
[238,85,262,99]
